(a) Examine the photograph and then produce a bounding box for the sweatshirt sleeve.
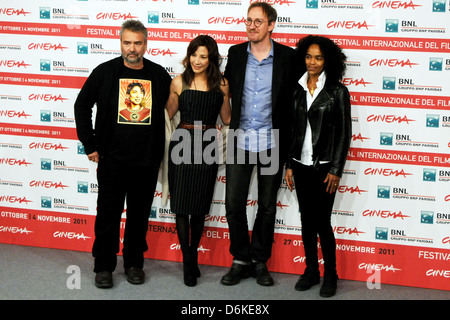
[74,68,100,155]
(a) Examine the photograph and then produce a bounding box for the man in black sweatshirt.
[74,20,171,288]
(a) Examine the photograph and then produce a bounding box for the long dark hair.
[181,35,223,93]
[295,35,347,86]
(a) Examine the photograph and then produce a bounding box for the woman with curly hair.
[285,35,352,297]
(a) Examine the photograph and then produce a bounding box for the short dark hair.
[248,2,277,24]
[295,35,347,85]
[120,20,148,42]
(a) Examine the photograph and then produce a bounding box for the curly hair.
[294,35,347,85]
[181,35,224,94]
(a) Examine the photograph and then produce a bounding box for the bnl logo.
[41,196,52,208]
[426,114,439,127]
[382,77,395,90]
[40,7,50,19]
[432,0,446,12]
[375,227,388,240]
[421,211,434,224]
[41,158,51,170]
[77,43,88,55]
[380,132,393,146]
[40,60,51,72]
[423,168,436,182]
[188,0,200,4]
[429,58,443,71]
[306,0,318,8]
[385,19,398,33]
[77,143,85,155]
[148,11,159,23]
[78,182,88,193]
[377,185,390,199]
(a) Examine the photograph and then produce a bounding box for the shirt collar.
[247,39,274,58]
[299,71,327,91]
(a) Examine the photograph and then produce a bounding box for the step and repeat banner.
[1,0,449,291]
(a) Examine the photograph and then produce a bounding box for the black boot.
[320,272,338,298]
[295,266,320,291]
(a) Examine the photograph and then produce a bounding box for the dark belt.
[178,121,216,130]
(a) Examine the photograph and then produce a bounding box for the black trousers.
[225,149,282,263]
[92,157,159,273]
[292,161,337,275]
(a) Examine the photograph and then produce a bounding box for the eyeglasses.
[245,18,267,27]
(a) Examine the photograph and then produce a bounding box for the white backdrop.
[0,0,449,291]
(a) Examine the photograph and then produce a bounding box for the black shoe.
[220,263,251,286]
[125,267,145,285]
[95,271,113,289]
[295,269,320,291]
[320,274,338,298]
[183,261,198,287]
[253,262,274,286]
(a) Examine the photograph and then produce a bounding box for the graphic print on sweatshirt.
[117,79,152,124]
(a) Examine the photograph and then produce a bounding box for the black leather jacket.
[287,82,352,177]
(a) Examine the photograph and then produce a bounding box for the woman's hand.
[285,168,294,191]
[324,173,340,194]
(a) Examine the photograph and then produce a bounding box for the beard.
[123,52,143,65]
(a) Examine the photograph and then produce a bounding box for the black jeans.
[225,149,282,263]
[292,161,337,274]
[93,157,159,273]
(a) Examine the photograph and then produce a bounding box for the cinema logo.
[364,167,413,178]
[0,110,31,119]
[0,8,31,16]
[362,209,410,220]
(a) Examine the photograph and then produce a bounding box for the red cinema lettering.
[0,158,32,166]
[250,0,296,5]
[208,17,246,24]
[0,110,31,118]
[362,209,410,219]
[205,215,228,223]
[372,1,421,9]
[333,226,365,236]
[29,180,69,189]
[28,93,68,102]
[0,195,32,204]
[28,43,68,51]
[96,12,138,20]
[364,168,412,177]
[352,133,370,142]
[338,185,368,194]
[442,237,450,244]
[0,60,31,68]
[276,201,289,209]
[0,8,31,16]
[146,48,178,57]
[342,78,373,87]
[369,58,418,68]
[29,142,68,151]
[367,114,415,124]
[327,21,374,30]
